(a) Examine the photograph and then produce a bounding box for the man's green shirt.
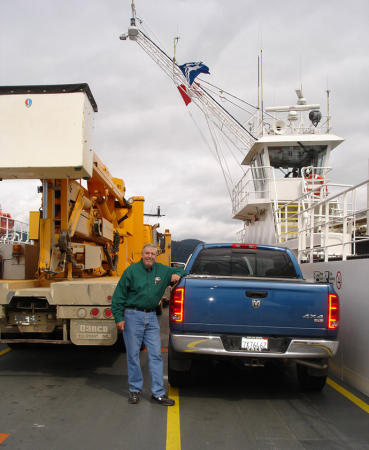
[111,260,186,323]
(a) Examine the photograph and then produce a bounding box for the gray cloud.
[1,0,368,243]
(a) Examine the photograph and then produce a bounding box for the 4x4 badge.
[252,299,261,308]
[303,314,323,319]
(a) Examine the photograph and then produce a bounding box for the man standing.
[111,243,186,406]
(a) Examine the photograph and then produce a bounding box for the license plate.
[241,337,268,351]
[15,314,36,325]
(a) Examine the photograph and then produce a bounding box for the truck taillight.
[104,308,112,319]
[90,308,100,318]
[170,287,184,322]
[328,294,339,329]
[232,243,258,249]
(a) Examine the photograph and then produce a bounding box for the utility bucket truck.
[0,84,171,346]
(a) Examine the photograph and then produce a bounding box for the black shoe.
[129,391,140,404]
[150,394,175,406]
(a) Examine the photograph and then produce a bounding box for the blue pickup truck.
[168,243,339,391]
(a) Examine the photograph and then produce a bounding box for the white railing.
[258,113,331,138]
[0,215,30,244]
[244,109,331,140]
[234,167,369,262]
[232,165,331,218]
[274,179,369,263]
[236,228,246,243]
[232,166,275,216]
[274,166,333,242]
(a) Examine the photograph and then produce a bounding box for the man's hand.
[171,274,181,284]
[116,321,125,331]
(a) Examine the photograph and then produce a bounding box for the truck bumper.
[170,334,339,359]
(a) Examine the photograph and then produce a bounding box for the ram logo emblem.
[252,299,261,308]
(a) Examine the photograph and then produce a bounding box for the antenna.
[259,22,264,135]
[257,55,260,109]
[173,26,180,63]
[326,79,331,133]
[295,87,306,105]
[261,44,264,134]
[257,22,261,110]
[131,0,136,26]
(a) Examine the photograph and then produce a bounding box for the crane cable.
[133,7,248,200]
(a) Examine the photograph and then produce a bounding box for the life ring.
[305,174,328,196]
[0,212,14,234]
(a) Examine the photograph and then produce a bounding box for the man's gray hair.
[142,243,158,254]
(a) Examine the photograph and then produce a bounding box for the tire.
[1,334,25,349]
[156,299,163,316]
[168,364,191,388]
[6,343,25,349]
[168,338,192,387]
[296,363,327,391]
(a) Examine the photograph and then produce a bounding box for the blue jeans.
[123,309,165,397]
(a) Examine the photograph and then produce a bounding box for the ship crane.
[120,3,257,197]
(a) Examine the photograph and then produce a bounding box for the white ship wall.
[242,206,276,245]
[301,259,369,397]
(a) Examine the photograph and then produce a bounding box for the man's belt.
[125,306,156,313]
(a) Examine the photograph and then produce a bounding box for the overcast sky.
[1,0,368,243]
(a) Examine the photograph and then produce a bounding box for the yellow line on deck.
[327,378,369,414]
[166,386,181,450]
[0,348,12,357]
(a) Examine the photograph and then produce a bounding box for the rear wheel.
[1,334,25,349]
[168,364,191,388]
[6,343,25,350]
[168,338,192,387]
[296,363,327,391]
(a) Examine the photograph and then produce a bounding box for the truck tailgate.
[183,278,329,337]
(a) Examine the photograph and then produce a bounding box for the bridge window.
[268,144,328,176]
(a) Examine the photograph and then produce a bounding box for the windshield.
[190,247,298,278]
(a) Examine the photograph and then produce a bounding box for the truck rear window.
[190,248,298,278]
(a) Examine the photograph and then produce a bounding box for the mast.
[173,34,180,63]
[326,87,331,133]
[261,45,264,136]
[131,0,136,26]
[257,55,260,137]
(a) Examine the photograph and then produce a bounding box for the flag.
[177,83,202,106]
[178,62,210,85]
[177,84,191,106]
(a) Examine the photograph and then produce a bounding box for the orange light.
[12,244,23,256]
[170,287,184,322]
[328,294,339,329]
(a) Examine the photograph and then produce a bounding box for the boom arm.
[124,26,257,157]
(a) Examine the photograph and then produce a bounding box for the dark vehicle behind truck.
[168,243,339,391]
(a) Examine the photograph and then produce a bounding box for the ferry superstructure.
[231,91,369,397]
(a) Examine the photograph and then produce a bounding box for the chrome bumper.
[170,334,339,359]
